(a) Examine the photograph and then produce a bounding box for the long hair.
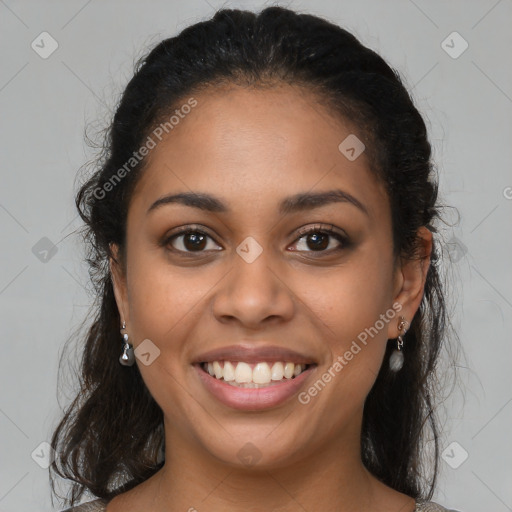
[50,6,456,507]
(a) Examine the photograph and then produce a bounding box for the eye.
[290,224,349,254]
[162,223,350,256]
[164,226,222,254]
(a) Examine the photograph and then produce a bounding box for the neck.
[107,414,416,512]
[124,423,413,512]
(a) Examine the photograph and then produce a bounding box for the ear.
[387,226,433,339]
[109,242,130,327]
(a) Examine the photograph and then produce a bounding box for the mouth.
[193,360,318,411]
[198,360,315,388]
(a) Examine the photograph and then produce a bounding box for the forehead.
[130,83,389,221]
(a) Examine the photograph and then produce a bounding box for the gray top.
[61,498,461,511]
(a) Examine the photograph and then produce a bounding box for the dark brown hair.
[50,6,457,507]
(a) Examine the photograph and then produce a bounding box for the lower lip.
[194,364,317,411]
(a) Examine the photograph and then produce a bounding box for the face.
[110,83,430,470]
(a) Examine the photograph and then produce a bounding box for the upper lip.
[192,342,317,365]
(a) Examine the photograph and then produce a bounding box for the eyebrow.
[147,189,369,217]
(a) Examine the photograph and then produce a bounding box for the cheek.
[297,258,393,342]
[300,279,391,431]
[124,255,210,421]
[125,245,207,336]
[295,256,393,388]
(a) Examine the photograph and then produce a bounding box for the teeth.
[213,361,223,379]
[223,361,235,381]
[202,360,309,385]
[271,362,284,380]
[253,362,272,384]
[234,362,252,383]
[284,362,295,379]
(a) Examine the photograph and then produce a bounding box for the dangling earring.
[389,316,408,372]
[119,321,135,366]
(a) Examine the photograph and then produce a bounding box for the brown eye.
[301,232,330,251]
[165,228,222,254]
[179,232,207,251]
[290,225,349,254]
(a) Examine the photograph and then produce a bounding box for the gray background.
[1,1,511,511]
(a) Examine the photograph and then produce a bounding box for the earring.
[119,321,135,366]
[389,316,408,372]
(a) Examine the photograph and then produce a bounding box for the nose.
[211,245,295,329]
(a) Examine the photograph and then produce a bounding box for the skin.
[108,83,432,512]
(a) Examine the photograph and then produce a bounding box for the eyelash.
[162,223,350,257]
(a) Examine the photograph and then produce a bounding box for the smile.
[202,360,311,387]
[194,361,317,411]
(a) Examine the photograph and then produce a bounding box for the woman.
[50,6,461,512]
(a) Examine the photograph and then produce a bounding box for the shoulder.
[60,498,109,512]
[59,497,463,512]
[416,500,463,512]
